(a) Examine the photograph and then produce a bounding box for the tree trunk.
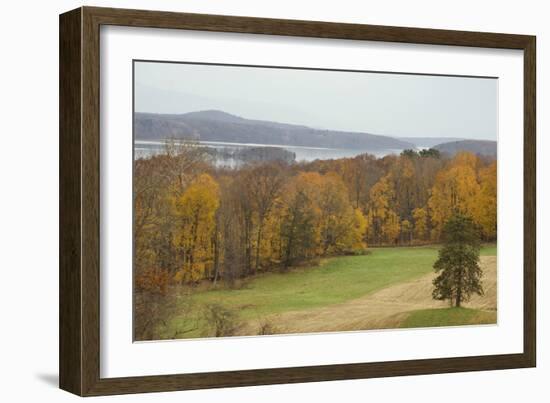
[455,278,462,307]
[254,218,264,275]
[212,228,220,286]
[455,264,463,307]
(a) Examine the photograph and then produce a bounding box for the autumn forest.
[134,142,497,340]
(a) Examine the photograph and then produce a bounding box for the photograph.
[132,60,498,341]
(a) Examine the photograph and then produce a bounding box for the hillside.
[134,110,415,151]
[433,140,497,157]
[398,136,465,148]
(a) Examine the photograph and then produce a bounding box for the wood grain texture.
[81,6,102,396]
[59,7,82,396]
[523,38,536,367]
[59,6,537,396]
[86,6,531,49]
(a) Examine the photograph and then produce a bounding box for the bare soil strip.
[239,256,496,335]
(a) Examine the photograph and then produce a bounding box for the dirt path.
[240,256,497,335]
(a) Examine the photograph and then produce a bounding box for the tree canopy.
[134,144,496,286]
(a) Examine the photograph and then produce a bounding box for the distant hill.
[134,110,415,151]
[398,137,465,148]
[433,140,497,157]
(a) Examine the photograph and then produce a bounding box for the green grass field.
[156,244,496,339]
[400,307,497,328]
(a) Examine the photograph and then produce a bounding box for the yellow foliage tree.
[412,207,428,241]
[172,174,220,282]
[473,161,497,240]
[428,152,480,240]
[352,208,368,249]
[382,210,401,244]
[278,171,368,266]
[317,173,367,254]
[366,175,400,245]
[260,207,284,267]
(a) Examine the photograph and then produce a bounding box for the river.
[134,140,402,166]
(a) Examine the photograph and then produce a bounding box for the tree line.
[134,142,496,288]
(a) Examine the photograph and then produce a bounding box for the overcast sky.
[134,61,497,140]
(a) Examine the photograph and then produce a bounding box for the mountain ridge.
[398,136,466,148]
[134,110,415,151]
[433,140,497,157]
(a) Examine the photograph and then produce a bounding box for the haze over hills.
[398,137,466,148]
[433,140,497,157]
[134,110,415,151]
[135,110,497,158]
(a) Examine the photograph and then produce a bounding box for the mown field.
[155,245,497,339]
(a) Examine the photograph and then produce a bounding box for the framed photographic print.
[59,6,536,396]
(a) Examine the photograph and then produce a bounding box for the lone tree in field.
[432,212,484,307]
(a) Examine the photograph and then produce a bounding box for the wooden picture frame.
[59,6,536,396]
